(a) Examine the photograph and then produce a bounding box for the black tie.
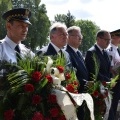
[15,45,21,61]
[76,51,84,62]
[58,49,63,56]
[102,50,108,60]
[117,48,120,56]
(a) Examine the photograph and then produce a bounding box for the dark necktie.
[15,45,21,61]
[76,51,84,62]
[58,49,63,56]
[102,50,108,60]
[117,48,120,56]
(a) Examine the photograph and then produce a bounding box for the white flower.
[46,57,53,73]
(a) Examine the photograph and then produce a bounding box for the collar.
[5,36,21,50]
[50,42,61,53]
[95,43,104,52]
[69,45,78,53]
[110,43,118,50]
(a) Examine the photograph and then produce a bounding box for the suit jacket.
[85,44,111,82]
[37,43,71,67]
[65,45,88,92]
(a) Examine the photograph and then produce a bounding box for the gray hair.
[49,22,67,35]
[67,26,81,34]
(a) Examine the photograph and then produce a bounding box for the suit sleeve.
[85,51,96,81]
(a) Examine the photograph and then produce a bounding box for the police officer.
[107,29,120,120]
[0,8,34,63]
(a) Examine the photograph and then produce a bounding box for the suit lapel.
[45,43,57,55]
[66,45,88,73]
[94,45,110,70]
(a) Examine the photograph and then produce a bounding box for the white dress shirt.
[0,36,34,63]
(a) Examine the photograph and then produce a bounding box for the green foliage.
[54,11,75,27]
[75,20,100,55]
[0,0,12,40]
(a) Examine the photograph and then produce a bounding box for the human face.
[7,20,29,44]
[51,27,68,48]
[98,33,111,49]
[111,35,120,46]
[68,30,83,49]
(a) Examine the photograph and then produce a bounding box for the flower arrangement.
[86,53,119,120]
[0,54,79,120]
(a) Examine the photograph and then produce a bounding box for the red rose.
[57,115,66,120]
[102,81,107,86]
[49,107,59,117]
[32,71,42,82]
[46,75,53,83]
[73,81,79,86]
[48,94,57,103]
[99,93,105,99]
[92,90,99,97]
[32,95,42,105]
[96,100,103,105]
[32,112,44,120]
[66,84,75,93]
[4,109,14,120]
[65,73,71,80]
[57,66,64,73]
[44,117,51,120]
[24,84,34,92]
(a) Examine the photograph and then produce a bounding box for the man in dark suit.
[37,22,70,66]
[65,26,89,120]
[85,30,111,82]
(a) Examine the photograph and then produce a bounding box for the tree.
[0,0,12,40]
[75,20,100,55]
[54,11,75,27]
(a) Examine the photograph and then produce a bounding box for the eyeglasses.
[99,37,111,42]
[57,33,68,37]
[70,35,83,39]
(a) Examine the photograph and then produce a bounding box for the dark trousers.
[108,81,120,120]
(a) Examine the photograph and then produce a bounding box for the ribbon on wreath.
[52,86,95,120]
[100,84,112,120]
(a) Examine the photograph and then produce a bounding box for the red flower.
[49,107,59,117]
[32,95,42,105]
[57,66,64,73]
[96,100,103,105]
[65,73,71,80]
[46,75,53,83]
[48,94,57,103]
[73,81,79,86]
[4,109,14,120]
[44,117,51,120]
[32,112,44,120]
[57,115,66,120]
[66,84,75,93]
[102,81,107,86]
[32,71,42,82]
[92,90,99,97]
[24,84,34,92]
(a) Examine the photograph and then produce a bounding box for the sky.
[40,0,120,32]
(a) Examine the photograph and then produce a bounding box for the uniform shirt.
[107,43,120,66]
[0,36,34,63]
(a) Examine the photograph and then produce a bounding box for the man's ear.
[6,22,12,31]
